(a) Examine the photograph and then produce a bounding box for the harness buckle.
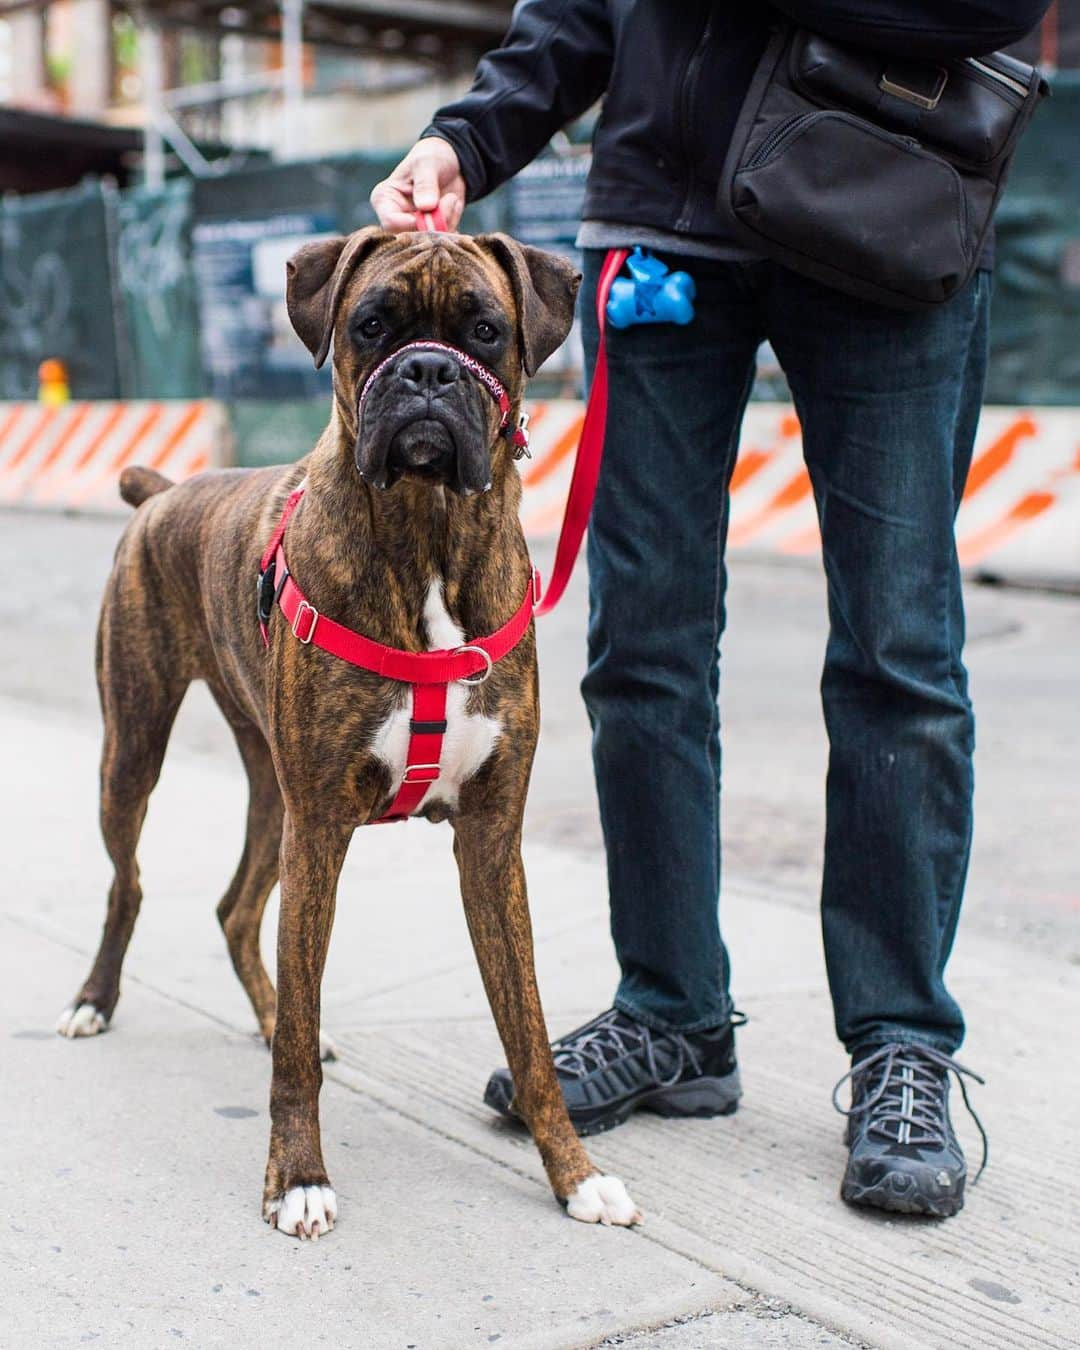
[455,644,494,685]
[256,561,276,626]
[292,600,319,644]
[402,763,441,784]
[531,569,542,609]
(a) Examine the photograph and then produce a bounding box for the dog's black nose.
[397,350,460,393]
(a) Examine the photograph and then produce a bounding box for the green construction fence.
[0,80,1075,466]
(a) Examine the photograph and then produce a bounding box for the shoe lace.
[551,1009,726,1089]
[832,1043,989,1182]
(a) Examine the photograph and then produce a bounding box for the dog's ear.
[478,234,582,377]
[286,226,390,369]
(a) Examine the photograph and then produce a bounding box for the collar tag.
[511,410,531,459]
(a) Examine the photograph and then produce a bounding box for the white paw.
[56,1004,108,1038]
[566,1173,643,1227]
[319,1030,338,1062]
[266,1185,337,1240]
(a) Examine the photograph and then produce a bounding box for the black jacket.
[425,1,1050,241]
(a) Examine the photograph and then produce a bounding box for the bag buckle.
[879,67,948,112]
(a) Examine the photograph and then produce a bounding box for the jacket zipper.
[965,57,1029,101]
[675,12,713,232]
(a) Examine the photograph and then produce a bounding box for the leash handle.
[414,204,449,233]
[533,247,628,618]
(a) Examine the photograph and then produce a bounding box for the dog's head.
[286,227,580,495]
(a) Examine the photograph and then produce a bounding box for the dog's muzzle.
[355,340,530,494]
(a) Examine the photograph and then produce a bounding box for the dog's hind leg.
[58,601,188,1039]
[452,803,643,1227]
[211,705,337,1062]
[213,715,283,1048]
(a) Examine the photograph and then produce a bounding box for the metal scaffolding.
[0,1,514,186]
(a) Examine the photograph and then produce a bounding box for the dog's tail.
[118,465,174,508]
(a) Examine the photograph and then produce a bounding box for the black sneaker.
[833,1042,988,1218]
[484,1007,744,1137]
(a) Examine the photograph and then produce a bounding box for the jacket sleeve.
[419,0,614,203]
[768,1,1053,58]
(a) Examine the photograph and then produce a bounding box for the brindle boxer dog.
[56,226,642,1238]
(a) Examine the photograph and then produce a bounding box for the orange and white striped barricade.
[0,400,229,513]
[519,401,1080,589]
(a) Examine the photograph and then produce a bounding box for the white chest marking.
[368,578,502,811]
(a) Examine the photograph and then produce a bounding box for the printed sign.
[192,211,336,400]
[510,151,590,386]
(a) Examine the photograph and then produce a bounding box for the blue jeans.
[580,251,989,1055]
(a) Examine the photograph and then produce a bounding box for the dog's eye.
[358,317,384,339]
[473,321,498,343]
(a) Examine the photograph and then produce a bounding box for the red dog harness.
[258,481,540,822]
[257,208,622,822]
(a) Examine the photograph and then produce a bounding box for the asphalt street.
[2,503,1078,1350]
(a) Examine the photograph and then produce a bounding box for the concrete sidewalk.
[2,690,1077,1350]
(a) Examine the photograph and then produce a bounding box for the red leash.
[533,247,627,615]
[414,204,450,233]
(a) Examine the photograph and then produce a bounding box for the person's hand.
[370,138,467,233]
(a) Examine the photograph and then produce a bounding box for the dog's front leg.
[453,811,642,1227]
[262,810,350,1239]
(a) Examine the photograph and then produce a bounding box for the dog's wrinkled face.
[286,229,581,495]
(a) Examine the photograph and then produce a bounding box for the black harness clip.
[257,560,277,626]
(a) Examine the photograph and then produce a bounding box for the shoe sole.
[841,1173,965,1218]
[484,1069,742,1138]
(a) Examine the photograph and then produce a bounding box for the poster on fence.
[509,150,589,395]
[192,211,336,400]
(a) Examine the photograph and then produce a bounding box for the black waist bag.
[717,27,1048,310]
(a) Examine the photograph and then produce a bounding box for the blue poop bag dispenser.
[606,247,696,329]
